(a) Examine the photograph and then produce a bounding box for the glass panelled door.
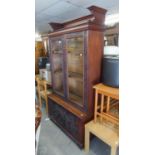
[66,35,84,107]
[51,39,64,97]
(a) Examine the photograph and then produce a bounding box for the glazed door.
[66,33,84,107]
[50,38,65,97]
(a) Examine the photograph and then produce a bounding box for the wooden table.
[85,119,118,155]
[84,83,119,154]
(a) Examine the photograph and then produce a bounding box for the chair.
[85,118,118,155]
[93,83,119,126]
[36,76,52,114]
[84,83,119,155]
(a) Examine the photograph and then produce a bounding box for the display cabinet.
[48,6,107,148]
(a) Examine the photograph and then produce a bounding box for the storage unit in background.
[35,41,46,74]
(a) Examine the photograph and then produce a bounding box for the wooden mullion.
[106,96,110,112]
[100,94,104,121]
[94,90,98,122]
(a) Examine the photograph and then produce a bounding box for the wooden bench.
[84,83,119,155]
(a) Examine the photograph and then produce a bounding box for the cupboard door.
[51,38,65,97]
[66,34,84,107]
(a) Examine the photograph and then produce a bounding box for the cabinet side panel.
[87,30,104,115]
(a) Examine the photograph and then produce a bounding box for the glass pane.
[66,36,84,106]
[52,39,64,96]
[52,40,63,54]
[66,37,83,53]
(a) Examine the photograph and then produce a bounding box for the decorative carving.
[88,5,107,25]
[49,99,79,138]
[48,5,107,31]
[49,22,64,31]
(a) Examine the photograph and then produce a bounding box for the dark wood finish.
[48,23,105,38]
[63,14,94,27]
[48,94,86,120]
[86,30,104,115]
[88,5,107,24]
[48,98,86,148]
[49,22,64,31]
[49,6,107,32]
[47,5,107,148]
[48,6,107,37]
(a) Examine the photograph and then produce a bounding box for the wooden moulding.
[63,14,94,27]
[88,5,107,25]
[48,5,107,31]
[47,24,104,37]
[48,93,87,120]
[48,22,64,31]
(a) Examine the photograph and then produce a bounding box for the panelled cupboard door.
[50,32,88,112]
[50,37,65,97]
[65,32,85,108]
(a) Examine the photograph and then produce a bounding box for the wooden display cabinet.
[47,6,107,148]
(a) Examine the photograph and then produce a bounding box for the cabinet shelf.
[53,51,63,54]
[68,77,83,83]
[54,69,63,74]
[55,89,64,96]
[67,49,84,54]
[69,92,83,107]
[68,72,83,82]
[68,71,83,78]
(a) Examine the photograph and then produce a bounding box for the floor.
[36,103,119,155]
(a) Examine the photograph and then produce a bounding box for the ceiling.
[35,0,119,34]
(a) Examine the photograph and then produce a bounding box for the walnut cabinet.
[47,6,107,148]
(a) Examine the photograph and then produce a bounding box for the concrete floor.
[37,103,119,155]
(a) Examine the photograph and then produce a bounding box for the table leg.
[85,127,90,153]
[111,146,117,155]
